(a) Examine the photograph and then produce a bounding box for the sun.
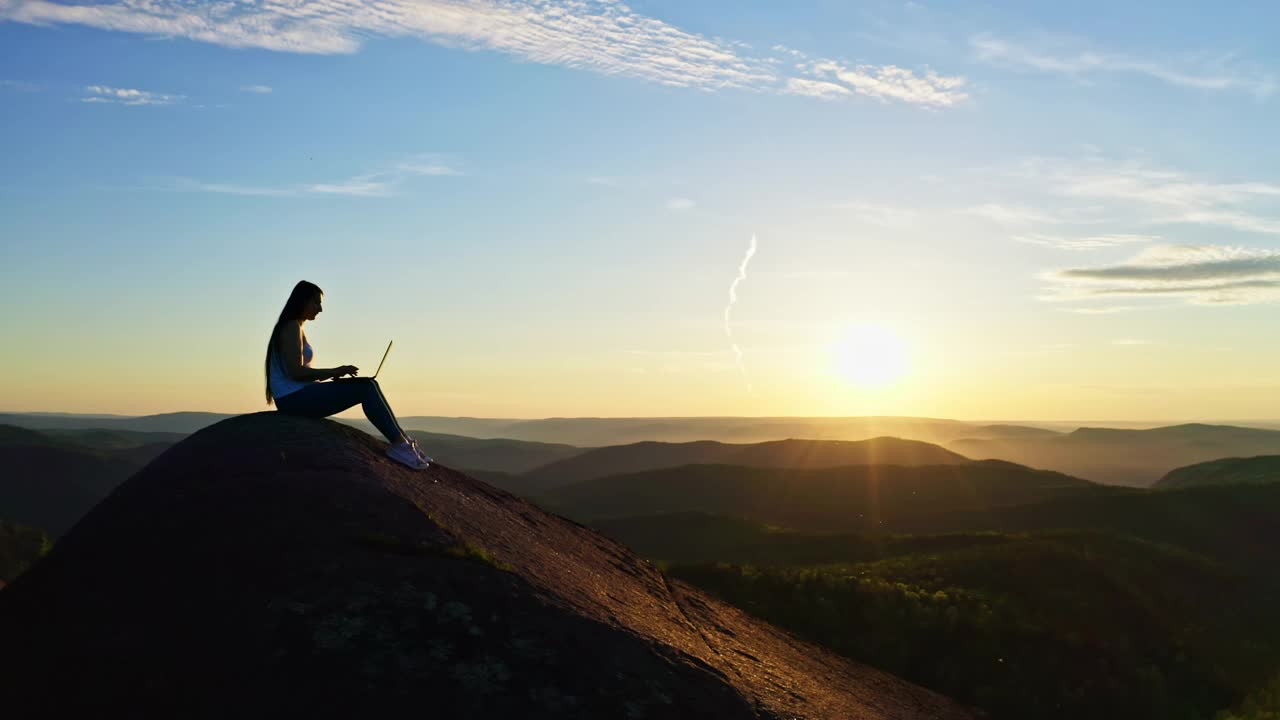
[830,324,910,388]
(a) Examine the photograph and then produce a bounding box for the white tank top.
[269,332,315,399]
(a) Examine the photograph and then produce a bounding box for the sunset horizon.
[6,3,1280,424]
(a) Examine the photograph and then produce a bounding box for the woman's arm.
[279,322,343,381]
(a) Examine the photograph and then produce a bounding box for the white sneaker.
[387,441,430,470]
[406,437,434,464]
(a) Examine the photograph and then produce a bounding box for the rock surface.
[0,413,975,719]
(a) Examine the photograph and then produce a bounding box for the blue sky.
[4,1,1280,421]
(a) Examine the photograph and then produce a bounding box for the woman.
[265,280,430,470]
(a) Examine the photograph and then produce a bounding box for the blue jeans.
[275,377,405,443]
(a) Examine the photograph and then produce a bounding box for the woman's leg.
[318,376,404,443]
[329,378,406,443]
[276,379,405,443]
[275,382,364,419]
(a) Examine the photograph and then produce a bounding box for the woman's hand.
[331,365,360,379]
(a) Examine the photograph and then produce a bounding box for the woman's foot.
[387,440,430,470]
[403,435,433,464]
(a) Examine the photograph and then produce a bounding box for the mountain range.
[947,423,1280,486]
[11,411,1280,487]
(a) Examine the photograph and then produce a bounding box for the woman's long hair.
[265,280,323,405]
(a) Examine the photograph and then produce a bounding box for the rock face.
[0,413,975,720]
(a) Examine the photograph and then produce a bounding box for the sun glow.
[830,324,910,388]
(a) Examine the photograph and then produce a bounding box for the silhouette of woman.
[264,281,430,470]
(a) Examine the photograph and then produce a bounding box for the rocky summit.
[0,412,975,719]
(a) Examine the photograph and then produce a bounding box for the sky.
[4,1,1280,421]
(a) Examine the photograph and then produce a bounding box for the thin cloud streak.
[724,234,758,393]
[0,79,40,91]
[834,201,916,228]
[1012,156,1280,236]
[1013,233,1158,250]
[972,34,1276,99]
[169,153,461,198]
[170,179,298,197]
[395,157,461,176]
[1065,306,1139,314]
[83,84,183,105]
[966,203,1061,225]
[622,349,737,374]
[306,178,392,197]
[1043,244,1280,305]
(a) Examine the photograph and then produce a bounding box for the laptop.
[372,340,393,378]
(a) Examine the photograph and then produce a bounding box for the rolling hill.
[541,460,1095,532]
[512,436,970,495]
[0,425,174,534]
[948,423,1280,487]
[402,430,584,474]
[919,481,1280,572]
[1156,455,1280,489]
[0,411,232,434]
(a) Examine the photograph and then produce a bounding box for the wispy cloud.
[394,155,461,177]
[784,77,851,100]
[667,197,695,211]
[622,349,736,374]
[305,178,392,197]
[794,59,967,107]
[0,79,39,91]
[835,201,916,228]
[778,270,856,280]
[6,0,775,87]
[1064,306,1138,314]
[966,203,1061,225]
[240,84,273,94]
[170,153,461,198]
[975,155,1280,242]
[1043,244,1280,305]
[972,34,1276,99]
[1032,156,1280,235]
[2,1,967,109]
[83,84,183,106]
[169,179,297,197]
[1013,233,1158,250]
[1052,164,1280,208]
[1112,338,1152,346]
[724,234,758,392]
